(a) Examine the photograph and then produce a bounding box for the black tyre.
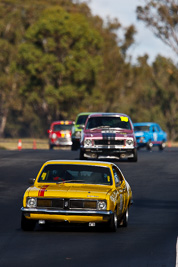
[109,210,118,232]
[159,141,166,150]
[79,149,85,160]
[71,141,79,151]
[128,148,138,162]
[49,144,54,150]
[21,213,36,231]
[119,209,129,227]
[146,140,153,150]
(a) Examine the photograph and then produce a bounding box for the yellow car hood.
[28,184,112,199]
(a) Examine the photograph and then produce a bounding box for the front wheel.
[109,210,118,232]
[21,213,36,231]
[128,148,138,162]
[71,141,79,151]
[49,144,54,150]
[146,140,153,150]
[79,149,85,160]
[159,141,166,150]
[119,209,129,227]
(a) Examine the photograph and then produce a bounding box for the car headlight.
[126,139,134,146]
[52,133,57,139]
[75,131,81,138]
[97,200,107,210]
[84,139,92,147]
[66,132,71,138]
[26,197,37,208]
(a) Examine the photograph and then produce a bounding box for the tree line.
[0,0,177,140]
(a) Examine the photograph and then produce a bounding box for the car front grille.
[37,198,97,210]
[58,138,70,143]
[70,200,97,209]
[37,199,64,208]
[94,140,124,146]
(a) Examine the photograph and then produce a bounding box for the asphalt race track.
[0,147,177,267]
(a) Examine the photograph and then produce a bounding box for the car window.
[38,164,112,185]
[112,166,123,185]
[156,124,161,131]
[86,116,131,130]
[154,125,160,132]
[150,126,154,132]
[152,126,158,132]
[134,125,149,132]
[76,115,89,125]
[53,124,72,131]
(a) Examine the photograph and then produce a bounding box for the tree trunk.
[0,111,8,137]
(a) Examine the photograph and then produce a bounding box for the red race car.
[47,120,74,149]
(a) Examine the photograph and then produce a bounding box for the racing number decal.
[41,172,47,180]
[153,132,157,141]
[107,176,110,183]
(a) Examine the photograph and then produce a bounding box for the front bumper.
[81,146,135,159]
[50,138,72,146]
[21,207,113,223]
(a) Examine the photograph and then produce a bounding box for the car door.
[151,125,158,143]
[155,124,164,142]
[112,166,127,216]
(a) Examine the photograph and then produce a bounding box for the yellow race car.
[21,160,133,232]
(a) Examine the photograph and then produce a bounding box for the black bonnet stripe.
[102,133,116,140]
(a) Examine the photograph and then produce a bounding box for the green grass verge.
[0,138,49,150]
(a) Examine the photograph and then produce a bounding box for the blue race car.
[133,122,167,150]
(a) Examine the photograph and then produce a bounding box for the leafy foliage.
[136,0,178,55]
[17,6,103,129]
[0,0,178,140]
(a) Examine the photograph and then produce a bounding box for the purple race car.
[80,113,137,162]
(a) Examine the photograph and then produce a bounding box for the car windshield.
[38,164,112,185]
[53,124,72,131]
[86,116,131,130]
[134,125,150,132]
[76,115,89,125]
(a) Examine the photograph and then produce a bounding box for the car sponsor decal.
[120,116,129,122]
[38,185,49,197]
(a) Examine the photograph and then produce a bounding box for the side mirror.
[29,178,35,185]
[116,181,122,187]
